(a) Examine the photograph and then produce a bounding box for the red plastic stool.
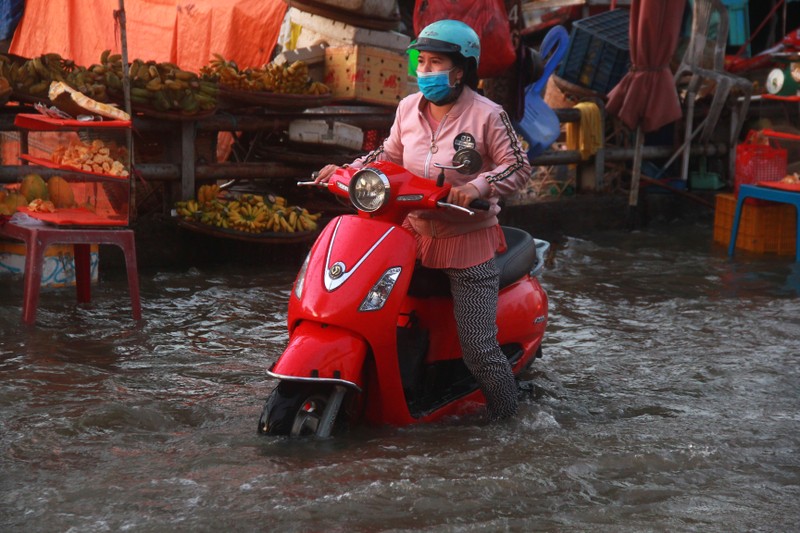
[0,222,142,324]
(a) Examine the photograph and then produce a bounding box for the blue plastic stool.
[728,184,800,261]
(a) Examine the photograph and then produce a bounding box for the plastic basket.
[557,9,630,94]
[734,130,787,196]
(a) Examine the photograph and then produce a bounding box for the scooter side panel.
[269,321,368,389]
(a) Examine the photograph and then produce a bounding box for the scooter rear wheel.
[257,382,344,437]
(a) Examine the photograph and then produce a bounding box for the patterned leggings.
[443,258,518,421]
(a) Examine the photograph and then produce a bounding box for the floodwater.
[1,219,799,532]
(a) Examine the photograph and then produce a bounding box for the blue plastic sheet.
[0,0,25,41]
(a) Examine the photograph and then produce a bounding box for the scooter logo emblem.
[329,262,345,279]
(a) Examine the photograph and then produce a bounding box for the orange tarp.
[9,0,288,72]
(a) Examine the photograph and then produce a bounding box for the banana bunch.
[125,56,218,114]
[203,54,330,95]
[0,53,76,98]
[65,49,123,102]
[261,60,330,95]
[197,183,221,205]
[175,199,201,219]
[226,199,270,232]
[174,190,322,234]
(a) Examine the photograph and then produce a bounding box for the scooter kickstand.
[316,385,347,438]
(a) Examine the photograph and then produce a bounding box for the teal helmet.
[408,19,481,67]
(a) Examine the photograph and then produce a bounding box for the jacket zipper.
[423,113,448,238]
[423,114,448,179]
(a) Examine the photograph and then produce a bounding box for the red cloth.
[606,0,685,132]
[9,0,287,72]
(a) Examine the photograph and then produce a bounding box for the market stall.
[0,0,409,246]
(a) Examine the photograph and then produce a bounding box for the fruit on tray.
[51,138,129,176]
[197,183,221,204]
[175,191,322,234]
[27,198,56,213]
[48,81,130,121]
[47,176,76,208]
[70,50,218,114]
[1,191,28,215]
[125,57,218,114]
[20,173,48,202]
[0,53,77,99]
[203,54,330,95]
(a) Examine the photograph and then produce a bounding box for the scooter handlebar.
[436,198,490,216]
[470,199,491,211]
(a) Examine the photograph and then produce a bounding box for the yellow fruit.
[3,191,28,212]
[47,176,75,208]
[20,173,48,202]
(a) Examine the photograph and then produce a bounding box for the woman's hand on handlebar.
[314,164,341,184]
[447,183,480,208]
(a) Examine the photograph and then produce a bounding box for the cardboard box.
[289,120,364,150]
[288,8,410,52]
[0,242,99,287]
[324,45,408,106]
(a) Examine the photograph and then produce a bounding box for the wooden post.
[115,0,135,221]
[629,125,644,207]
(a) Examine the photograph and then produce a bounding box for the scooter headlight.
[359,267,401,311]
[349,168,390,213]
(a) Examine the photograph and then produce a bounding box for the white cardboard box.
[289,120,364,151]
[288,8,410,53]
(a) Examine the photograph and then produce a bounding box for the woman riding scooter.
[315,20,532,421]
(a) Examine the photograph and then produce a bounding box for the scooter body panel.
[268,321,368,389]
[289,215,416,332]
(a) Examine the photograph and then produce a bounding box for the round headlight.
[349,168,389,213]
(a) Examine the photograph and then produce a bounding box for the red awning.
[606,0,685,133]
[9,0,287,72]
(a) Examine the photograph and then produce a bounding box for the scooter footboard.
[267,321,367,391]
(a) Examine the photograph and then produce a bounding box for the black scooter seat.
[407,226,539,297]
[496,226,538,289]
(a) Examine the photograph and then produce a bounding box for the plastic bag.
[413,0,516,79]
[735,130,787,195]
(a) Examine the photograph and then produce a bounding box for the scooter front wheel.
[258,381,348,438]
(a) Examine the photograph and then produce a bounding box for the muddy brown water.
[1,219,799,532]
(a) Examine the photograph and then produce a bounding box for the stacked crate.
[713,193,797,255]
[557,9,630,95]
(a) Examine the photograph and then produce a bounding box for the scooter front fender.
[267,321,367,391]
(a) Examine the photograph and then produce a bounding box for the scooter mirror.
[452,148,482,174]
[432,148,483,175]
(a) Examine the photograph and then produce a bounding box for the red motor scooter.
[258,149,549,437]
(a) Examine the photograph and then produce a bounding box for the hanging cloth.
[565,102,603,160]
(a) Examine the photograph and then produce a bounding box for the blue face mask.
[416,69,455,104]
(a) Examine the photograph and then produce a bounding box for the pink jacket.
[351,87,531,238]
